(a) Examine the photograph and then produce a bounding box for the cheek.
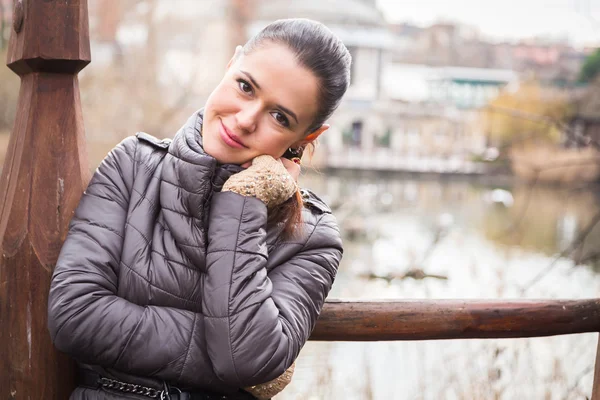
[254,133,296,157]
[206,83,237,111]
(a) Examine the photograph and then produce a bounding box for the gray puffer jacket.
[47,111,342,399]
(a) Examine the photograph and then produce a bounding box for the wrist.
[222,172,297,209]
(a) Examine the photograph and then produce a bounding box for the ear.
[226,45,244,70]
[295,124,330,147]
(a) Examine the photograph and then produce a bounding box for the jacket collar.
[169,109,214,168]
[168,109,243,191]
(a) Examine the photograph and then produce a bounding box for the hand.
[280,157,301,182]
[241,157,299,182]
[222,155,298,208]
[244,362,295,399]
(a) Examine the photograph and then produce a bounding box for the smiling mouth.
[219,119,248,149]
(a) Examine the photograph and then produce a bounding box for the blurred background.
[2,0,600,398]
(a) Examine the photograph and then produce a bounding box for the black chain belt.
[97,376,165,398]
[79,369,256,400]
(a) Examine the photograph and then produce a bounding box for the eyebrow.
[240,70,299,124]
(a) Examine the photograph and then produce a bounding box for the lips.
[219,119,247,149]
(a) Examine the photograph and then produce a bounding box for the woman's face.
[202,43,327,165]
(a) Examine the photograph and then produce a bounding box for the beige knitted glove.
[222,155,298,208]
[243,362,295,400]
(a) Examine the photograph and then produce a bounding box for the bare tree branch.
[358,269,448,283]
[521,209,600,293]
[485,104,570,131]
[562,364,594,400]
[484,104,600,151]
[492,176,539,241]
[517,157,600,173]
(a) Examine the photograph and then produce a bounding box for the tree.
[484,82,571,147]
[578,48,600,83]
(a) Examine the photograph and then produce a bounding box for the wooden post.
[592,334,600,400]
[0,0,90,398]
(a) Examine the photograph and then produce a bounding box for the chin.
[204,141,233,164]
[203,134,246,165]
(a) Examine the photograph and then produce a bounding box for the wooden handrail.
[312,299,600,340]
[313,299,600,397]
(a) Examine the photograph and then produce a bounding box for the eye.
[237,78,253,94]
[271,111,290,127]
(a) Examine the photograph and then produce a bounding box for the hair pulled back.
[242,18,352,134]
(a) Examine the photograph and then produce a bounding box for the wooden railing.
[313,299,600,341]
[1,1,599,399]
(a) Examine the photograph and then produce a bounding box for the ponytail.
[267,189,303,240]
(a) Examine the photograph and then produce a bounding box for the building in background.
[427,67,517,109]
[240,0,523,173]
[247,1,517,172]
[247,0,407,170]
[82,0,594,172]
[391,21,590,84]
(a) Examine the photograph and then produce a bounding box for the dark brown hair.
[243,18,351,238]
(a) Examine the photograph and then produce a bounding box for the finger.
[252,154,275,165]
[241,161,252,168]
[280,157,301,181]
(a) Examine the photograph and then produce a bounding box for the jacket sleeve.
[203,191,342,387]
[47,138,200,380]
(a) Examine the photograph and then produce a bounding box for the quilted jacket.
[47,111,343,399]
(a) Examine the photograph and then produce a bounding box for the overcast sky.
[375,0,600,47]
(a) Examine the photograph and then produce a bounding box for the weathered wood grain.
[311,299,600,340]
[0,1,90,398]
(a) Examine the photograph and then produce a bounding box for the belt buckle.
[160,382,182,400]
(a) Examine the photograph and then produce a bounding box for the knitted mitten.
[243,362,295,400]
[222,155,298,208]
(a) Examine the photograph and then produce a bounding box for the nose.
[235,104,259,134]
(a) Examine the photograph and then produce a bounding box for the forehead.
[236,44,320,125]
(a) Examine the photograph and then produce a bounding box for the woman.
[48,18,350,400]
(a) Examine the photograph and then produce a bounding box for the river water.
[279,171,600,400]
